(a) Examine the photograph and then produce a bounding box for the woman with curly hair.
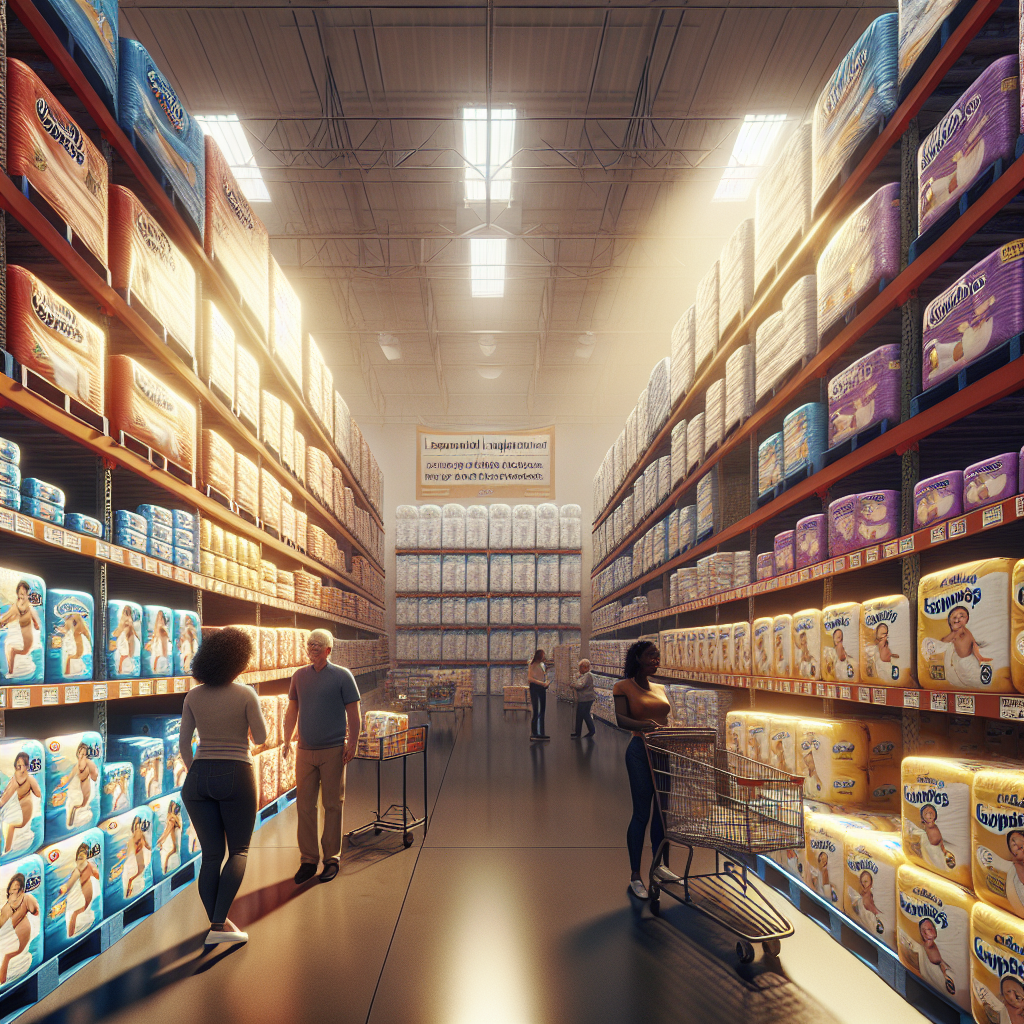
[179,626,268,946]
[613,639,671,899]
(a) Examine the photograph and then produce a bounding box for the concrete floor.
[21,698,927,1024]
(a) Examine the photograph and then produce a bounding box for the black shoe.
[319,861,339,883]
[538,734,550,740]
[294,863,317,884]
[570,733,579,739]
[586,731,596,737]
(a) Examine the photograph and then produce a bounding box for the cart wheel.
[762,939,782,957]
[374,828,382,836]
[649,895,660,916]
[736,941,755,964]
[403,832,414,848]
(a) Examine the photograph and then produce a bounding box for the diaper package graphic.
[861,594,915,687]
[970,901,1024,1024]
[44,589,93,683]
[0,741,44,864]
[148,791,185,880]
[106,600,142,679]
[101,806,153,914]
[822,602,862,684]
[844,829,906,949]
[41,828,103,957]
[44,732,102,843]
[0,854,44,990]
[101,762,133,819]
[0,569,45,684]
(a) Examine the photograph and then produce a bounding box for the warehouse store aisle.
[22,701,923,1024]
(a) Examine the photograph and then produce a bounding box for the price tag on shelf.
[1001,696,1024,720]
[0,509,13,532]
[96,542,110,559]
[824,561,834,575]
[930,524,946,544]
[43,525,63,546]
[849,552,862,568]
[833,557,846,572]
[883,540,899,559]
[63,532,81,552]
[174,678,187,693]
[158,562,172,579]
[156,679,168,694]
[930,692,948,712]
[41,687,58,706]
[873,688,888,705]
[93,684,107,700]
[781,680,791,693]
[858,687,870,703]
[1017,496,1024,519]
[799,569,810,583]
[144,558,157,574]
[12,689,30,709]
[899,536,915,554]
[128,552,142,569]
[14,515,34,538]
[815,684,825,697]
[949,517,967,538]
[119,680,133,699]
[63,686,79,705]
[138,680,152,696]
[955,693,975,716]
[826,685,837,699]
[865,547,878,564]
[811,564,823,578]
[982,505,1003,529]
[173,568,188,584]
[903,690,920,709]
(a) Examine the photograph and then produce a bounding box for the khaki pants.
[295,745,347,864]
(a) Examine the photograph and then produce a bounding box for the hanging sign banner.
[416,426,555,500]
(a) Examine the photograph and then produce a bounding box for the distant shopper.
[613,640,672,900]
[282,629,361,884]
[570,659,596,738]
[528,649,549,741]
[179,627,268,946]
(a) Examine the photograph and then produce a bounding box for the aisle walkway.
[23,699,925,1024]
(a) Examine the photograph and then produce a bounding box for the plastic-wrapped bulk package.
[489,596,512,626]
[645,464,659,518]
[490,665,512,691]
[754,310,786,403]
[537,630,561,657]
[467,597,488,624]
[396,631,418,661]
[490,630,513,661]
[441,555,466,593]
[8,60,109,267]
[442,596,467,625]
[260,391,281,457]
[657,457,672,505]
[561,597,581,625]
[758,433,784,496]
[513,554,536,593]
[898,0,962,96]
[678,506,697,553]
[234,343,260,430]
[919,57,1019,237]
[466,554,488,592]
[466,630,488,662]
[332,392,351,467]
[783,403,828,477]
[259,470,281,530]
[705,379,726,453]
[396,597,418,625]
[719,219,754,336]
[558,505,582,549]
[418,554,441,593]
[686,412,705,476]
[442,630,467,662]
[695,262,719,374]
[535,504,559,549]
[625,407,639,471]
[442,504,466,549]
[733,550,752,587]
[697,472,718,542]
[512,505,537,549]
[419,630,442,662]
[32,0,117,111]
[671,307,696,405]
[536,554,560,593]
[204,301,235,403]
[512,596,536,625]
[267,256,303,391]
[466,505,489,548]
[560,554,582,593]
[537,595,560,625]
[778,275,818,380]
[755,124,812,290]
[647,357,672,437]
[632,480,644,527]
[671,421,687,487]
[396,506,419,549]
[418,597,441,625]
[818,183,901,341]
[489,554,513,593]
[489,504,512,549]
[418,504,442,548]
[636,388,651,453]
[811,14,899,211]
[200,429,234,500]
[827,344,901,448]
[396,555,418,592]
[724,346,754,435]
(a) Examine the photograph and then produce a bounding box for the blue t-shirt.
[288,662,361,749]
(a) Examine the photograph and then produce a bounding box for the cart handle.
[735,774,804,787]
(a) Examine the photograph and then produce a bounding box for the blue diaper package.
[783,402,828,477]
[114,527,147,554]
[0,569,45,683]
[146,538,173,562]
[44,589,94,683]
[173,527,195,550]
[0,854,44,990]
[21,480,65,507]
[172,611,200,677]
[44,731,102,843]
[0,486,19,512]
[0,739,45,863]
[118,39,206,239]
[148,792,185,880]
[0,463,20,489]
[132,714,185,791]
[106,600,141,679]
[107,736,163,804]
[101,762,133,819]
[149,522,172,545]
[114,510,147,535]
[64,514,103,539]
[22,497,64,525]
[0,438,21,465]
[135,504,173,531]
[101,806,153,914]
[41,828,104,957]
[141,606,174,678]
[171,547,195,571]
[170,510,195,532]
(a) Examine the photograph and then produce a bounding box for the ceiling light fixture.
[470,238,507,298]
[478,333,497,356]
[195,114,271,203]
[476,365,503,379]
[574,331,597,359]
[377,332,402,361]
[712,114,788,203]
[462,107,517,205]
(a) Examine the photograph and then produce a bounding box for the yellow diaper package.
[773,614,793,677]
[695,627,710,672]
[918,559,1016,692]
[868,762,902,811]
[867,717,903,767]
[806,811,875,907]
[822,602,862,684]
[984,722,1021,761]
[844,811,901,832]
[918,711,950,756]
[902,755,988,888]
[970,900,1024,1024]
[972,767,1024,918]
[720,624,735,672]
[767,715,799,775]
[706,627,721,672]
[799,718,871,804]
[1013,559,1024,692]
[844,829,907,949]
[792,609,823,679]
[726,711,747,756]
[732,621,752,674]
[862,594,915,687]
[744,713,770,764]
[753,617,772,676]
[897,863,976,1012]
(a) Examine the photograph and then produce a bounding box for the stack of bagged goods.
[754,125,812,290]
[695,261,719,374]
[512,505,536,549]
[270,257,303,390]
[647,357,672,438]
[535,504,559,549]
[719,219,754,336]
[21,479,65,526]
[104,599,202,680]
[724,345,754,434]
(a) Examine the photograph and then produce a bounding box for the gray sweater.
[573,671,596,700]
[180,682,268,766]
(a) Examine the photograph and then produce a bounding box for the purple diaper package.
[796,514,827,567]
[1020,446,1024,494]
[828,493,859,556]
[827,343,901,448]
[963,452,1019,510]
[856,490,900,544]
[773,530,796,574]
[918,55,1020,236]
[756,552,775,580]
[913,471,964,529]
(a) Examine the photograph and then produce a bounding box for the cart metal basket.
[644,729,804,963]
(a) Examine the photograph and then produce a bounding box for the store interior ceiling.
[120,0,888,428]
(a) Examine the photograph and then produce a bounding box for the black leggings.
[530,683,547,736]
[625,735,664,873]
[182,759,257,925]
[574,700,595,736]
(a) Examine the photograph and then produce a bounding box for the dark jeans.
[625,735,664,874]
[529,683,547,736]
[574,700,595,736]
[182,759,257,925]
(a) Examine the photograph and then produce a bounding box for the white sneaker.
[205,927,248,945]
[629,878,649,899]
[653,865,681,883]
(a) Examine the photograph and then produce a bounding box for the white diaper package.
[41,828,103,956]
[726,711,747,756]
[132,714,186,792]
[897,863,975,1011]
[101,806,154,914]
[753,617,773,676]
[671,306,696,403]
[101,762,133,820]
[695,261,719,373]
[173,610,201,677]
[148,791,186,880]
[918,559,1015,692]
[792,609,822,679]
[806,812,875,906]
[745,714,771,763]
[107,600,142,679]
[861,594,915,687]
[772,615,792,677]
[141,605,174,678]
[970,901,1024,1024]
[107,736,164,805]
[0,854,43,989]
[0,740,45,863]
[732,621,751,674]
[844,829,906,948]
[0,568,45,683]
[44,732,102,843]
[822,602,862,684]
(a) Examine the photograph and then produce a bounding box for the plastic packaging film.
[270,256,302,390]
[203,300,235,402]
[203,135,269,340]
[670,306,695,404]
[758,433,783,496]
[259,469,281,530]
[796,514,826,568]
[970,766,1024,917]
[686,413,705,477]
[260,390,281,455]
[822,602,862,683]
[857,489,901,545]
[704,379,726,453]
[234,452,258,515]
[827,343,902,448]
[695,261,719,374]
[118,38,205,238]
[844,829,906,949]
[234,343,260,428]
[107,355,195,470]
[792,608,823,679]
[914,471,964,530]
[7,59,109,267]
[898,0,961,89]
[755,123,812,289]
[724,345,754,434]
[964,453,1019,512]
[754,311,787,403]
[647,358,671,437]
[774,530,795,574]
[970,901,1024,1024]
[862,594,915,687]
[719,219,754,336]
[5,266,105,415]
[33,0,117,110]
[772,614,793,677]
[783,402,827,477]
[333,392,352,467]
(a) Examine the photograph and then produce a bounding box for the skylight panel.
[712,114,787,202]
[195,114,271,203]
[462,107,516,205]
[470,238,507,298]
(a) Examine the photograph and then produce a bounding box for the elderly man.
[282,629,361,883]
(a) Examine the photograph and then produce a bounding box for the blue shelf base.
[756,856,973,1024]
[756,455,829,508]
[822,418,894,468]
[255,787,297,831]
[910,332,1023,417]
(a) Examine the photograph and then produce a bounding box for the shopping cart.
[644,728,804,963]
